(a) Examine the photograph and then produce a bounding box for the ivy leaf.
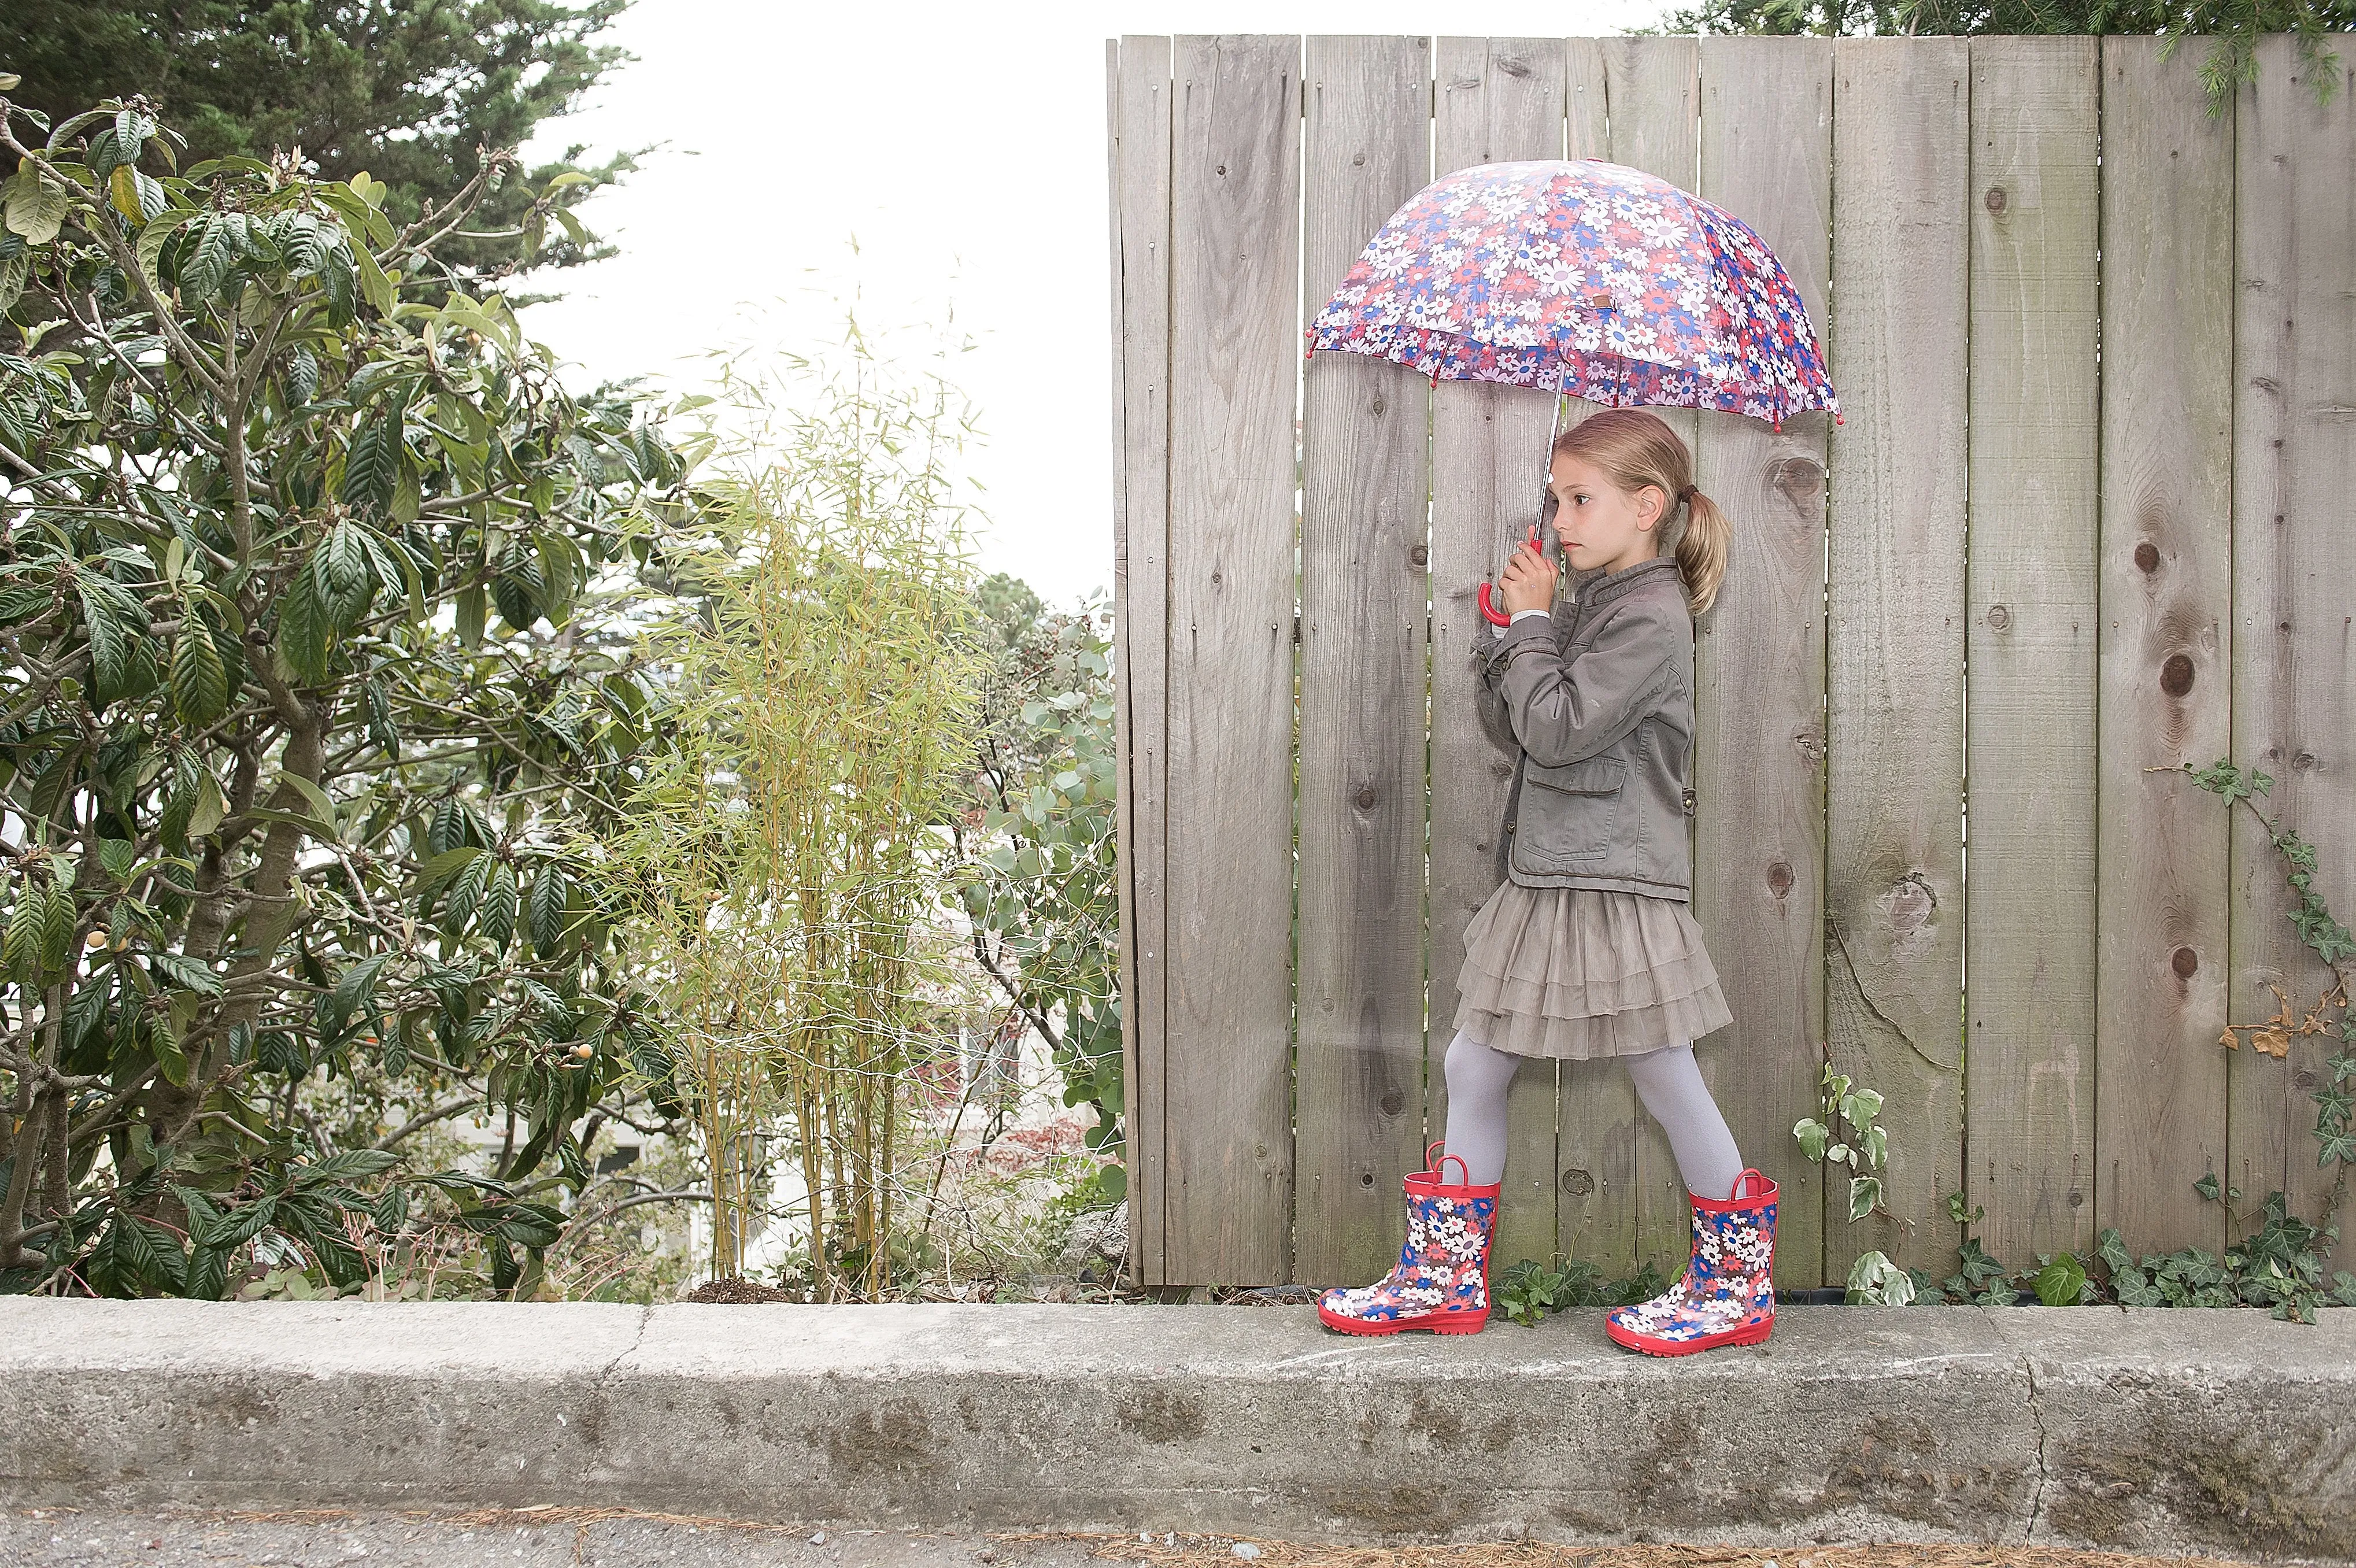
[1848,1174,1882,1223]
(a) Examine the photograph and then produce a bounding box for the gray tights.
[1438,1027,1745,1200]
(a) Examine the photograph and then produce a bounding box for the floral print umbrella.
[1305,157,1840,434]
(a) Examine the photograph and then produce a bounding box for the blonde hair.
[1550,408,1729,617]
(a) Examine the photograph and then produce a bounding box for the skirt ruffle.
[1452,879,1733,1060]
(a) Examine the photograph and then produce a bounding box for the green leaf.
[350,237,395,315]
[149,950,225,996]
[2035,1251,2089,1307]
[150,1019,191,1086]
[4,172,69,245]
[456,582,486,648]
[1844,1248,1916,1307]
[291,1148,398,1188]
[1847,1175,1882,1223]
[186,770,226,838]
[182,214,239,301]
[278,772,338,831]
[529,866,565,956]
[274,563,331,682]
[169,618,230,728]
[77,579,136,705]
[341,419,401,517]
[0,252,29,313]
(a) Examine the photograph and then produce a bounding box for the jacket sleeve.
[1484,603,1676,768]
[1470,617,1521,755]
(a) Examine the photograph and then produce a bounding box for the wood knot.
[2134,541,2161,574]
[2160,653,2195,697]
[1766,859,1795,900]
[1560,1168,1595,1196]
[2171,946,2199,978]
[1887,873,1936,934]
[1984,185,2007,213]
[1379,1089,1406,1116]
[1769,456,1826,517]
[1354,785,1377,809]
[1985,603,2011,631]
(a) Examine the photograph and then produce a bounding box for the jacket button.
[1503,818,1516,834]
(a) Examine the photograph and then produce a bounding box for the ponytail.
[1674,489,1729,617]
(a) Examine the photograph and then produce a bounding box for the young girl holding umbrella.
[1301,157,1840,1355]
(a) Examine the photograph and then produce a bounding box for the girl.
[1316,408,1778,1356]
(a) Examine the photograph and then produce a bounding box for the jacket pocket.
[1512,752,1627,871]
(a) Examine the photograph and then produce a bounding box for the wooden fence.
[1104,32,2356,1289]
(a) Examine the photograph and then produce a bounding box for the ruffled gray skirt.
[1452,879,1733,1060]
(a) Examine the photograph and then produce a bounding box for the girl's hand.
[1497,526,1558,615]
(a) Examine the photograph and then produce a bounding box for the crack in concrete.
[2022,1352,2051,1545]
[599,1303,654,1385]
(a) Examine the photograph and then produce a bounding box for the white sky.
[518,2,1668,611]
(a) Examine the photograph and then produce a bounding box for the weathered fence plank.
[1585,34,1702,1278]
[1296,34,1433,1285]
[1962,36,2103,1266]
[1107,36,1173,1284]
[1162,35,1301,1283]
[1691,34,1834,1290]
[2226,35,2356,1232]
[1823,35,1970,1285]
[1429,36,1569,1269]
[2094,35,2236,1257]
[1534,36,1641,1275]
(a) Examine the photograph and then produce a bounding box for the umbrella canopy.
[1305,157,1839,433]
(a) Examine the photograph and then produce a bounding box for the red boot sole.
[1604,1314,1773,1356]
[1318,1304,1490,1336]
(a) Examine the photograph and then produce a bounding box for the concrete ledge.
[3,1300,2353,1562]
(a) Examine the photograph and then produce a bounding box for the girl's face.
[1545,453,1666,576]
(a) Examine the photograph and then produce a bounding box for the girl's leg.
[1623,1039,1745,1203]
[1440,1027,1523,1185]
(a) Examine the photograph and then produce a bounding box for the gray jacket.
[1471,554,1697,900]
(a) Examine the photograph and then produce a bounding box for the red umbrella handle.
[1478,581,1510,627]
[1480,525,1546,627]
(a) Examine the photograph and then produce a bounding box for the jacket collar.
[1573,554,1681,614]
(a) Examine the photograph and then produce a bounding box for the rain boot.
[1604,1166,1777,1356]
[1316,1149,1502,1335]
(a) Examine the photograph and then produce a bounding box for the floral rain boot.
[1316,1150,1503,1336]
[1604,1166,1777,1356]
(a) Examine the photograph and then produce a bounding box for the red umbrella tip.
[1834,412,1844,426]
